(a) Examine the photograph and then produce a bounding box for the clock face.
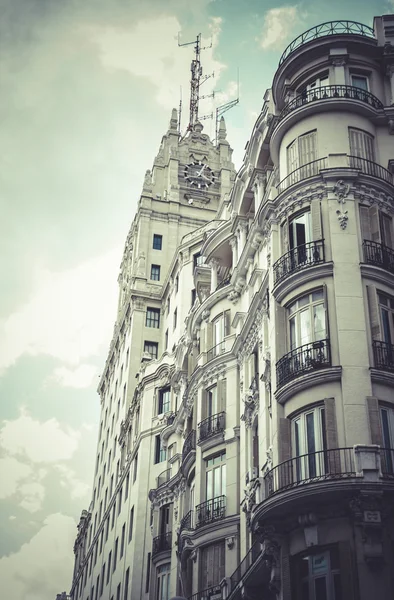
[184,160,215,189]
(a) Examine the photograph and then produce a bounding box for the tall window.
[158,387,171,414]
[349,128,375,162]
[165,329,168,349]
[350,74,369,91]
[124,568,130,600]
[116,584,121,600]
[107,551,112,584]
[207,386,218,418]
[173,308,177,330]
[146,308,160,328]
[287,131,317,175]
[288,290,326,351]
[153,234,162,250]
[156,564,171,600]
[360,205,393,249]
[120,523,126,558]
[133,453,138,482]
[113,537,118,572]
[213,311,230,347]
[304,74,329,92]
[193,253,204,268]
[128,507,134,542]
[292,406,326,479]
[151,265,161,281]
[200,542,225,591]
[205,452,226,500]
[144,341,158,359]
[378,293,394,345]
[154,435,167,464]
[293,548,341,600]
[289,211,312,261]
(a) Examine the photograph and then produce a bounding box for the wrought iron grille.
[182,430,196,461]
[195,495,226,528]
[152,532,172,558]
[179,509,194,534]
[198,412,225,442]
[349,156,393,185]
[277,158,328,193]
[264,448,356,497]
[229,540,262,593]
[276,339,331,387]
[279,21,375,65]
[156,468,171,488]
[188,584,222,600]
[279,85,383,120]
[273,240,325,285]
[363,240,394,274]
[372,340,394,372]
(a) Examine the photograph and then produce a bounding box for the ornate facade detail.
[241,376,259,429]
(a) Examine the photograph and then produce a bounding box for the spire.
[169,108,178,131]
[218,116,227,142]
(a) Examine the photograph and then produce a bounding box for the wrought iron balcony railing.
[188,585,222,600]
[372,340,394,372]
[179,509,194,534]
[182,429,196,461]
[279,20,375,65]
[277,157,328,193]
[229,540,261,593]
[279,85,383,121]
[276,339,331,388]
[152,532,172,558]
[198,412,225,442]
[196,495,226,528]
[156,468,171,488]
[349,156,393,185]
[264,447,356,497]
[363,240,394,275]
[273,240,325,285]
[207,341,226,362]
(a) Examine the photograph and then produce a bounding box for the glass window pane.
[206,470,213,500]
[313,304,326,340]
[306,413,316,454]
[381,308,391,344]
[221,464,226,496]
[290,317,297,350]
[214,465,221,497]
[300,309,311,345]
[314,577,327,600]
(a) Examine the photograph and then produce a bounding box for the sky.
[0,0,393,598]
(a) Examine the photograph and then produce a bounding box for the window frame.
[287,289,326,351]
[156,563,171,600]
[158,387,171,415]
[151,264,161,281]
[205,452,226,501]
[144,341,159,360]
[153,234,163,250]
[146,307,161,329]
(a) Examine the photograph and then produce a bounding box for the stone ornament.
[334,179,350,230]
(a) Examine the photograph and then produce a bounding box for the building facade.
[69,14,394,600]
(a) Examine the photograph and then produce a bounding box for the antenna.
[178,86,182,134]
[178,33,214,133]
[215,68,240,145]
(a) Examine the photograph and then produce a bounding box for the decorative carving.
[143,169,152,188]
[333,180,350,230]
[226,536,235,550]
[136,252,146,277]
[336,210,349,229]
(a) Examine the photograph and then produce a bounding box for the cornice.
[370,368,394,387]
[273,261,334,303]
[274,366,342,405]
[360,263,394,288]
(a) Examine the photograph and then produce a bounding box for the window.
[106,551,112,584]
[156,564,171,600]
[349,128,375,162]
[288,290,326,351]
[173,308,177,330]
[99,529,104,554]
[213,311,230,349]
[350,74,369,91]
[120,523,126,558]
[124,568,130,600]
[200,542,225,590]
[378,293,394,344]
[193,253,204,268]
[105,517,109,541]
[144,341,158,360]
[111,504,116,529]
[128,507,134,542]
[125,473,129,500]
[207,386,218,418]
[205,452,226,500]
[292,406,327,479]
[175,275,179,293]
[153,234,163,250]
[100,564,105,596]
[158,387,171,414]
[146,308,160,328]
[293,548,341,600]
[191,288,196,306]
[360,205,393,249]
[165,329,168,349]
[116,584,121,600]
[151,264,161,281]
[145,553,151,593]
[95,576,99,600]
[118,487,122,514]
[287,130,317,176]
[133,453,138,482]
[304,74,329,92]
[113,538,118,572]
[154,435,167,464]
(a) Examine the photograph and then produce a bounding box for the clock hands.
[196,163,206,177]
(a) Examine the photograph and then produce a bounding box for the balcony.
[152,532,172,558]
[279,85,383,121]
[182,429,196,462]
[264,448,356,498]
[349,156,393,186]
[198,412,226,443]
[363,240,394,275]
[273,240,325,285]
[207,341,226,362]
[179,509,194,534]
[372,340,394,372]
[196,495,226,528]
[276,339,331,388]
[279,20,375,66]
[277,157,328,194]
[156,468,171,488]
[189,585,222,600]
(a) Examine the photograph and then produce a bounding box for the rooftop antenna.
[178,86,182,135]
[178,33,214,133]
[215,68,240,145]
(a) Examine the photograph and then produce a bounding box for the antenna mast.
[178,33,213,133]
[215,69,240,145]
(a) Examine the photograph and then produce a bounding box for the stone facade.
[69,14,394,600]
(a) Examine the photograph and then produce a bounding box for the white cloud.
[0,457,33,499]
[0,248,119,373]
[0,513,76,600]
[19,482,46,513]
[55,465,90,500]
[259,6,304,50]
[49,363,98,389]
[0,410,80,463]
[9,516,16,521]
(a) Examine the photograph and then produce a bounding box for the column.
[229,236,238,266]
[238,222,248,255]
[210,258,219,293]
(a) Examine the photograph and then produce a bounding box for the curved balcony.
[273,240,325,286]
[196,495,226,528]
[152,532,172,559]
[349,156,393,186]
[372,340,394,373]
[276,339,331,388]
[279,20,375,66]
[189,585,221,600]
[179,509,194,534]
[156,468,171,488]
[198,412,226,443]
[182,429,196,461]
[363,240,394,276]
[277,157,328,194]
[279,85,383,121]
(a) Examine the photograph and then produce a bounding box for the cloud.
[49,364,98,389]
[18,482,46,513]
[0,410,80,463]
[259,6,304,50]
[0,248,119,373]
[0,457,33,500]
[0,513,76,600]
[55,465,90,500]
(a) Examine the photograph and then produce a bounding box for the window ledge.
[275,365,342,404]
[197,430,225,452]
[273,261,334,303]
[370,368,394,386]
[360,263,394,288]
